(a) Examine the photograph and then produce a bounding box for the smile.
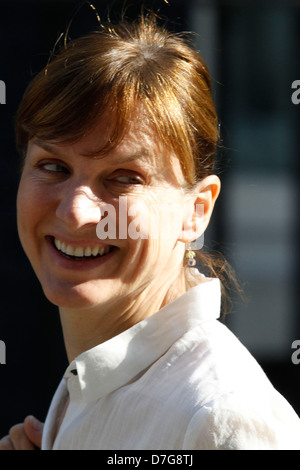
[52,237,113,260]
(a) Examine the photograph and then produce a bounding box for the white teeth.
[92,246,99,256]
[74,247,84,257]
[54,239,61,251]
[84,247,92,257]
[66,245,74,256]
[53,238,111,258]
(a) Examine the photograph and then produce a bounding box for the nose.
[56,186,101,230]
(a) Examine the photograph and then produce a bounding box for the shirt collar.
[64,270,221,403]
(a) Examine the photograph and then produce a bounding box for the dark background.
[0,0,299,436]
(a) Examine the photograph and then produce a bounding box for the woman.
[1,14,300,450]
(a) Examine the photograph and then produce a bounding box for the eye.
[107,171,144,186]
[114,175,142,184]
[39,161,69,174]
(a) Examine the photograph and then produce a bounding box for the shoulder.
[166,319,272,401]
[169,320,300,450]
[182,389,300,450]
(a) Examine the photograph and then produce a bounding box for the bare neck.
[59,270,186,362]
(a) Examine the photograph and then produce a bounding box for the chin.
[41,280,107,310]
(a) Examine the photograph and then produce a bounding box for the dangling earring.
[185,248,197,267]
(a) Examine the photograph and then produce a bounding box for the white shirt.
[41,271,300,450]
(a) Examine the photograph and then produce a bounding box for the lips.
[51,236,113,260]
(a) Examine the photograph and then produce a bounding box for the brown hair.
[15,14,240,317]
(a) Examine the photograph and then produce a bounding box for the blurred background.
[0,0,299,436]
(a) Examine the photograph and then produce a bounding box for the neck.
[59,269,186,362]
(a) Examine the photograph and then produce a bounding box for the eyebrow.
[31,138,152,165]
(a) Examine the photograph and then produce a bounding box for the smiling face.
[17,115,194,311]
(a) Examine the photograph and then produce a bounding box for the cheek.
[126,195,182,248]
[16,177,50,238]
[16,183,36,260]
[17,178,31,233]
[126,199,152,240]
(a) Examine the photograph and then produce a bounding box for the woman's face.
[17,115,195,310]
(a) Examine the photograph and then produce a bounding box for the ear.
[179,175,221,244]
